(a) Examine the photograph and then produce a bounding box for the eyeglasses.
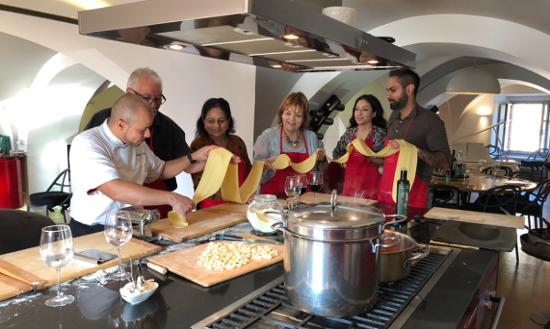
[130,88,167,105]
[205,118,228,125]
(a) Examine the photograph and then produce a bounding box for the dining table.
[430,171,538,205]
[431,171,537,193]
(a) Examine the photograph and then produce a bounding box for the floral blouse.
[332,126,387,160]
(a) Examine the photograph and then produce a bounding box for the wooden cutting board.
[147,234,284,287]
[203,202,248,215]
[0,273,33,302]
[424,207,524,229]
[151,207,247,242]
[0,232,161,291]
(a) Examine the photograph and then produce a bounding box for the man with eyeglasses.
[85,67,188,217]
[71,94,238,237]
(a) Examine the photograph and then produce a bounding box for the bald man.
[70,94,230,237]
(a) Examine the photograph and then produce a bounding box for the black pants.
[69,218,105,238]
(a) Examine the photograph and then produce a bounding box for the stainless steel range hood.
[78,0,415,72]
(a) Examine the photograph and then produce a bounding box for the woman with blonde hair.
[253,92,326,198]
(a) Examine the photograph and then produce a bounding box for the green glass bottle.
[396,168,410,217]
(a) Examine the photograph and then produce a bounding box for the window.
[496,101,549,155]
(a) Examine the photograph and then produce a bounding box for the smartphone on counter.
[74,249,117,265]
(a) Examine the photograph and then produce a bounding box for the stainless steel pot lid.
[286,203,385,230]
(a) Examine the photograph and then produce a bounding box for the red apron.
[199,138,249,209]
[260,128,310,199]
[143,129,172,218]
[377,114,428,209]
[342,127,380,199]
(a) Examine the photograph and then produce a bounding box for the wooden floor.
[497,217,550,329]
[43,205,550,329]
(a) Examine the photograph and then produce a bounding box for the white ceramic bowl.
[120,281,159,305]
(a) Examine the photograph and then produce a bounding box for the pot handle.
[374,236,400,252]
[264,211,287,223]
[403,244,430,269]
[380,236,400,248]
[382,214,407,229]
[271,221,285,233]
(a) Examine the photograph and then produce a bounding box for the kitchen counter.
[0,221,499,329]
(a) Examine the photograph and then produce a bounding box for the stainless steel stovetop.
[192,246,459,329]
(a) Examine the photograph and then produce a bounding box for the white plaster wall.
[369,14,550,80]
[0,11,256,198]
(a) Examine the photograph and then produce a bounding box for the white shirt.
[70,120,165,225]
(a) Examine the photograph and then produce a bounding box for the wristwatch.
[187,153,197,164]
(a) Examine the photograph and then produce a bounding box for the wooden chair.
[428,184,465,209]
[511,170,535,181]
[517,179,550,229]
[27,169,71,223]
[519,148,549,181]
[482,166,513,177]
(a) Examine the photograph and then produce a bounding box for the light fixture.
[477,106,492,116]
[446,61,501,95]
[165,42,187,50]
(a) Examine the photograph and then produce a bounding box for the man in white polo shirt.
[69,94,235,237]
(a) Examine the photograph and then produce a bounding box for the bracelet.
[187,153,197,164]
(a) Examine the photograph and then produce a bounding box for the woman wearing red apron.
[332,95,387,199]
[377,108,429,209]
[254,92,326,199]
[190,98,252,209]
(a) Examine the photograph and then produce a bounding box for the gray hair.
[126,67,163,89]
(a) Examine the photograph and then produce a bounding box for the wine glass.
[104,211,133,281]
[493,162,501,179]
[309,171,324,203]
[295,173,308,206]
[463,163,471,185]
[284,176,300,208]
[477,159,486,173]
[39,224,75,307]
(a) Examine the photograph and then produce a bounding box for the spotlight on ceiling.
[446,66,501,95]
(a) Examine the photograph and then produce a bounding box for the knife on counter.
[215,234,283,245]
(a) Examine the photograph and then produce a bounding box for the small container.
[120,281,158,305]
[247,194,285,235]
[445,168,452,183]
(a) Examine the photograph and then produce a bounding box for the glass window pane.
[506,103,544,152]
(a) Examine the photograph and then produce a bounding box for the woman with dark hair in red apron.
[377,108,429,208]
[254,92,326,199]
[190,98,252,209]
[333,95,387,200]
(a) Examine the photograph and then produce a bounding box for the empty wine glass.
[493,162,501,179]
[39,224,74,307]
[463,163,471,184]
[284,176,300,208]
[309,171,324,203]
[104,210,133,281]
[296,173,308,206]
[477,159,486,173]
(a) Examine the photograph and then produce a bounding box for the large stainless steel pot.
[379,230,429,283]
[270,191,405,317]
